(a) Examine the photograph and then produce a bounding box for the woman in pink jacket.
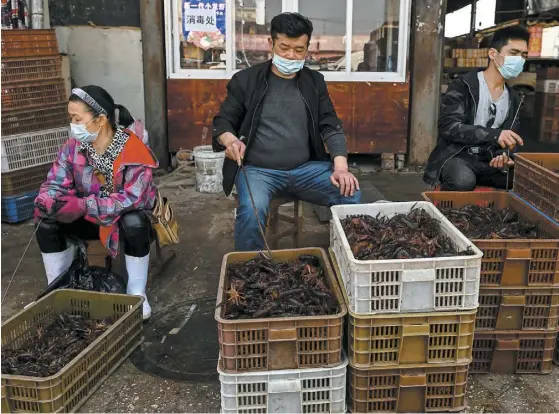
[35,86,158,319]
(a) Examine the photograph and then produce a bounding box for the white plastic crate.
[219,354,348,414]
[1,127,69,172]
[330,202,482,315]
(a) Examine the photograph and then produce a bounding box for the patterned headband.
[71,88,108,116]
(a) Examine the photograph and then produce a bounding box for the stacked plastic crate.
[423,191,559,375]
[215,248,349,413]
[534,66,559,143]
[1,29,69,223]
[329,201,483,413]
[511,153,559,369]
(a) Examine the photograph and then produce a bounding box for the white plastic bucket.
[194,145,225,194]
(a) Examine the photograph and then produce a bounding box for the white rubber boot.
[125,254,151,320]
[41,245,75,285]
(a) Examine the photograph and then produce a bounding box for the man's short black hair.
[489,26,530,51]
[271,13,313,43]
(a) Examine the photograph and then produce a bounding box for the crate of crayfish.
[330,202,482,314]
[215,248,347,373]
[1,290,143,413]
[328,248,475,370]
[512,153,559,223]
[422,191,559,288]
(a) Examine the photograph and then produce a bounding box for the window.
[235,0,282,69]
[166,0,411,81]
[299,0,346,72]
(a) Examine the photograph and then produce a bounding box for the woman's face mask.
[70,117,101,143]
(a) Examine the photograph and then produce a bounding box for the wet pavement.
[1,167,558,413]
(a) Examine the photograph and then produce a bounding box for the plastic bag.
[37,244,126,300]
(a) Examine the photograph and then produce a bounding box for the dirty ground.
[1,168,557,413]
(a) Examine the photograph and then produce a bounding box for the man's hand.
[219,132,246,166]
[331,170,359,197]
[489,153,514,169]
[497,130,523,150]
[226,140,246,166]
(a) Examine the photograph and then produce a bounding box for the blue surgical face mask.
[272,53,305,76]
[70,118,100,143]
[495,53,525,80]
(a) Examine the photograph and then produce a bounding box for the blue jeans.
[235,161,361,251]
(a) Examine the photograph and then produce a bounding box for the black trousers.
[440,151,513,191]
[36,211,152,257]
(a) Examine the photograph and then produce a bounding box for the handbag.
[151,191,179,247]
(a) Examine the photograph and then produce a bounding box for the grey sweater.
[245,73,346,170]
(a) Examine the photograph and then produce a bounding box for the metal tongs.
[238,137,273,259]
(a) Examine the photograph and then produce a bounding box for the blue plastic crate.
[1,191,38,224]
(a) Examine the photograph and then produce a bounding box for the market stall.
[164,0,412,156]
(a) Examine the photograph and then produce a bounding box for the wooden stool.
[234,195,304,249]
[86,237,176,283]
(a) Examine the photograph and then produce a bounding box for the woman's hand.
[47,196,87,223]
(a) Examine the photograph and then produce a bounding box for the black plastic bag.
[37,244,126,300]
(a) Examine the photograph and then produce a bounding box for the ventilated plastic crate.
[513,153,559,223]
[1,104,69,136]
[1,30,59,58]
[1,290,143,413]
[218,353,347,413]
[554,333,559,366]
[1,164,51,196]
[2,79,67,111]
[215,248,347,373]
[1,191,38,224]
[1,127,68,173]
[422,191,559,287]
[330,202,482,314]
[1,56,62,83]
[471,331,556,374]
[348,364,469,413]
[328,248,476,369]
[477,288,559,331]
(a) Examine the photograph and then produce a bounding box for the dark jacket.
[423,70,523,186]
[212,60,345,196]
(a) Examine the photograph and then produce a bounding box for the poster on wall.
[183,0,226,50]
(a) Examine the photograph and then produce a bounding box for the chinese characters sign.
[183,0,226,38]
[184,8,218,32]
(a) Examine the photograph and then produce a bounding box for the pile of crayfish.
[1,314,112,377]
[220,254,340,319]
[341,207,474,260]
[439,205,547,239]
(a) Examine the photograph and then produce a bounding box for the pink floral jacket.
[36,130,159,256]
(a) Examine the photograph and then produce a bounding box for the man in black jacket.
[424,26,529,190]
[212,13,361,251]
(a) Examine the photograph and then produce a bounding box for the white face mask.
[70,118,100,143]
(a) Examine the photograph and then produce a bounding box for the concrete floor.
[1,168,558,413]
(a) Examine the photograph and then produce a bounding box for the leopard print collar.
[79,127,129,197]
